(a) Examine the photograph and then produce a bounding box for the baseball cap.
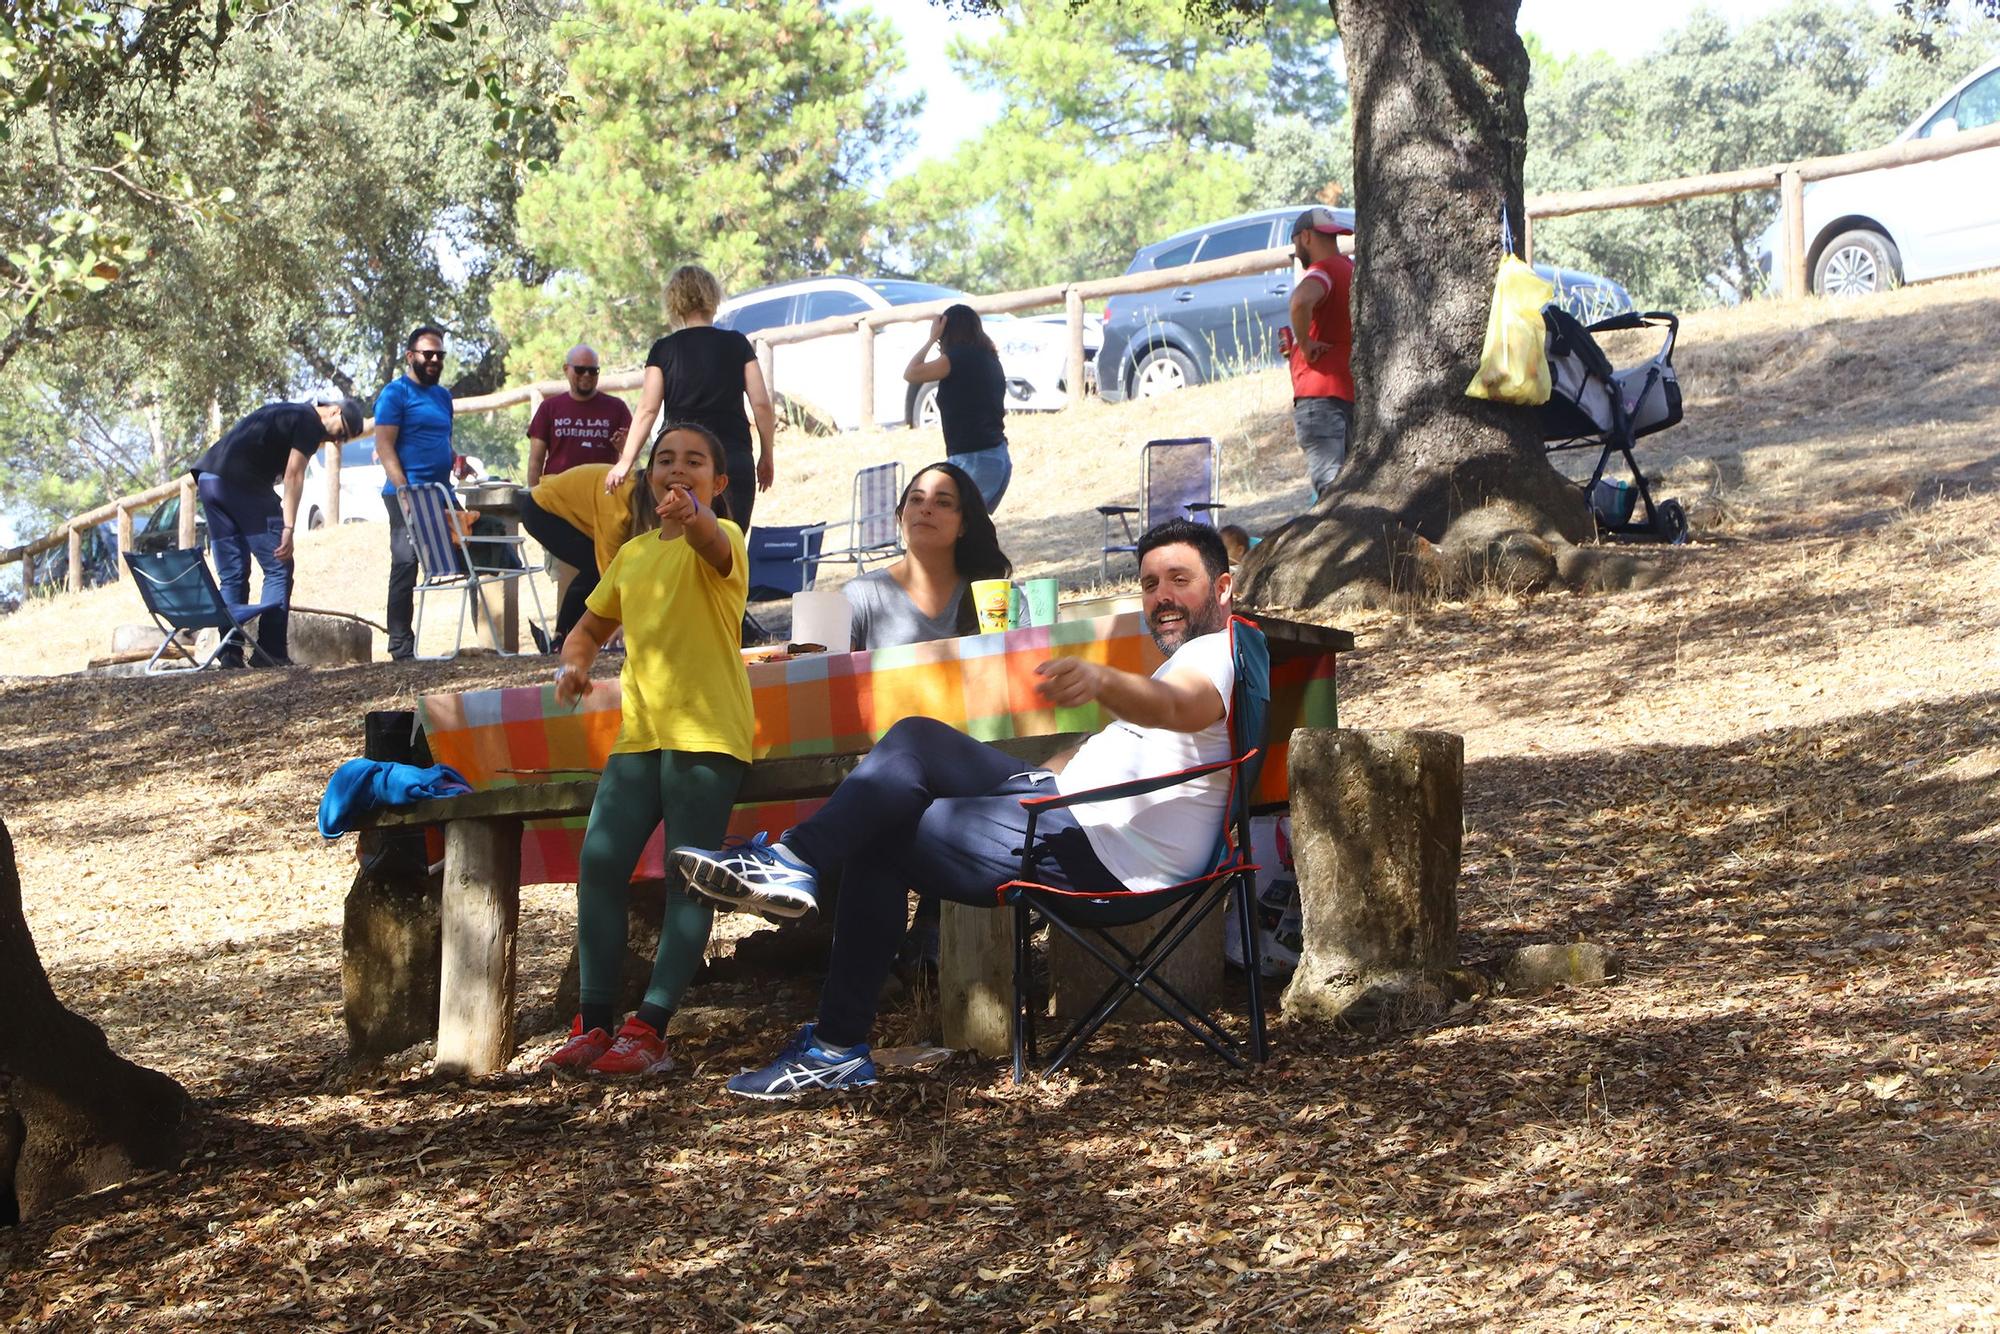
[1292,206,1352,237]
[326,396,366,438]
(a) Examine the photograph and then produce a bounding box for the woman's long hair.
[938,303,996,355]
[898,462,1010,635]
[628,420,732,539]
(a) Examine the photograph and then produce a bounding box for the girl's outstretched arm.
[658,484,733,578]
[556,610,618,706]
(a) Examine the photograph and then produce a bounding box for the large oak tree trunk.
[1240,0,1591,610]
[0,815,189,1223]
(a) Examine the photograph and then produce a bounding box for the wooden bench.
[358,732,1086,1076]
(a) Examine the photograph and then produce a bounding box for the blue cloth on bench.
[318,759,473,838]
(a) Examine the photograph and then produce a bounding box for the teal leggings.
[576,749,746,1017]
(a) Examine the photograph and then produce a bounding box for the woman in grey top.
[841,461,1011,650]
[840,461,1013,978]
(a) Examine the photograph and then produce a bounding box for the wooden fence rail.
[8,121,1995,603]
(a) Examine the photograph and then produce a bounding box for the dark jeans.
[785,717,1120,1047]
[197,472,291,666]
[383,492,418,659]
[517,492,598,646]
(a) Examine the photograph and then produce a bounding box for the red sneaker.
[589,1016,673,1076]
[543,1016,613,1072]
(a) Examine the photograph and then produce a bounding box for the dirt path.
[2,278,1997,1329]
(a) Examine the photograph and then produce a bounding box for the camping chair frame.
[124,547,286,674]
[402,482,549,660]
[1001,614,1271,1080]
[1097,437,1226,578]
[814,461,905,578]
[1003,750,1266,1081]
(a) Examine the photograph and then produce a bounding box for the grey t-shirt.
[842,567,966,650]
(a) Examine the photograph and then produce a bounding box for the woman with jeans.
[904,304,1012,513]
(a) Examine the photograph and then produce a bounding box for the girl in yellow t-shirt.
[542,423,753,1076]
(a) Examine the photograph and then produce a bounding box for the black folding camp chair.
[1002,614,1272,1080]
[124,547,285,674]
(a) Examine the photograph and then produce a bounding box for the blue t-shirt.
[373,376,456,496]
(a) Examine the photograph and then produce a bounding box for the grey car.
[1096,205,1636,401]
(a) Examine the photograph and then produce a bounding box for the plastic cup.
[1023,578,1059,627]
[970,579,1012,634]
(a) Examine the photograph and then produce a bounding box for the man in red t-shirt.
[525,344,632,486]
[1286,207,1355,499]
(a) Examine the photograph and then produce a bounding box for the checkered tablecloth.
[418,612,1336,885]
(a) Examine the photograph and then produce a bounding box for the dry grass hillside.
[0,275,1996,1330]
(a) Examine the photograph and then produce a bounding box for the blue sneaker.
[672,832,819,921]
[726,1027,877,1100]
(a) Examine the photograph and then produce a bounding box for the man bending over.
[673,517,1241,1098]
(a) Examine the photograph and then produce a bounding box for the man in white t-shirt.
[673,518,1244,1098]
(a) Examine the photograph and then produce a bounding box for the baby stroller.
[1541,306,1689,543]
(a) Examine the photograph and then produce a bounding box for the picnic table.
[379,610,1350,1075]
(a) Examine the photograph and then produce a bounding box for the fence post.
[116,504,134,580]
[177,475,197,549]
[755,338,774,403]
[66,525,82,594]
[856,320,875,430]
[1782,169,1808,300]
[1065,286,1087,410]
[328,435,343,526]
[1521,212,1534,264]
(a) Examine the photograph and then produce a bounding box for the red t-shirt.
[529,391,633,476]
[1288,255,1355,402]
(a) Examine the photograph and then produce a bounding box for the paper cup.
[1007,583,1024,630]
[1023,578,1059,627]
[970,579,1012,634]
[789,589,850,653]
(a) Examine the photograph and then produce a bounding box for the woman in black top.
[608,264,777,532]
[904,303,1012,513]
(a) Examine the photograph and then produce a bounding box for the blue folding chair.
[1097,437,1227,577]
[124,548,286,674]
[813,461,904,577]
[401,482,547,660]
[743,522,829,645]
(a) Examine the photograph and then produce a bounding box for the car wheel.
[1813,228,1900,298]
[306,507,325,531]
[907,381,940,430]
[1131,346,1199,398]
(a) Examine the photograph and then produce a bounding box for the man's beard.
[1147,589,1227,654]
[412,361,442,386]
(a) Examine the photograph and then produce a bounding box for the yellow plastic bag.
[1465,254,1553,406]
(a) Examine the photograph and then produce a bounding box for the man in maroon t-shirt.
[526,344,632,485]
[1285,207,1355,499]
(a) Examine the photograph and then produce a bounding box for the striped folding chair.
[1097,437,1227,578]
[812,461,904,578]
[401,482,547,660]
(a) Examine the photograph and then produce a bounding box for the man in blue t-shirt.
[374,324,456,659]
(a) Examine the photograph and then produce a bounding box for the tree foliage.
[879,0,1340,294]
[1525,1,2000,309]
[0,1,555,533]
[491,0,916,372]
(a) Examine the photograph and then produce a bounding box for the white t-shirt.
[1056,631,1236,890]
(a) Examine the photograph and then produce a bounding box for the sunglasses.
[567,365,600,375]
[411,349,444,361]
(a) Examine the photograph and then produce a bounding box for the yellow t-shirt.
[585,519,753,760]
[531,463,636,574]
